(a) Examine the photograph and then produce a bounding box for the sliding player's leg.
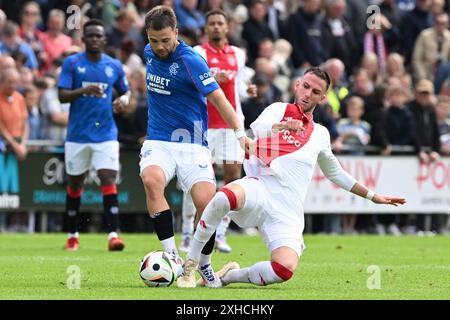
[221,197,306,286]
[220,246,299,286]
[178,177,259,288]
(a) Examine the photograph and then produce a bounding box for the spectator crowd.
[0,0,449,235]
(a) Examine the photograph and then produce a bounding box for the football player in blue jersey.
[58,19,131,251]
[139,5,251,287]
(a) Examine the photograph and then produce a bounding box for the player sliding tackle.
[177,67,406,288]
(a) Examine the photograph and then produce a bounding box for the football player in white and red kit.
[179,9,257,254]
[177,67,406,288]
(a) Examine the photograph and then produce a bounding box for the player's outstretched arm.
[317,140,406,207]
[350,182,406,206]
[207,88,252,151]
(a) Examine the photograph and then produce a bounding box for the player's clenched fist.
[284,119,304,133]
[272,119,304,135]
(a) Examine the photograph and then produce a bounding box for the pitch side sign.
[305,156,450,213]
[0,151,147,212]
[0,153,20,209]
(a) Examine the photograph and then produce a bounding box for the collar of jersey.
[293,103,313,124]
[205,41,231,54]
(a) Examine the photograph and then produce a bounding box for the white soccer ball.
[139,251,178,287]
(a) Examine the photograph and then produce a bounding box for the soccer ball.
[139,251,178,287]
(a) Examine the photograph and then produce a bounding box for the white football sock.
[221,261,283,286]
[161,236,178,255]
[181,192,195,237]
[198,263,220,286]
[199,253,211,267]
[186,191,231,262]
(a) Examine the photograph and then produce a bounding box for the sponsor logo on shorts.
[199,220,207,229]
[198,164,208,169]
[140,149,152,158]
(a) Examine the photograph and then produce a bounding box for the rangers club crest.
[169,62,179,75]
[105,66,114,78]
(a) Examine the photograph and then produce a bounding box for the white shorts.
[65,141,119,176]
[227,175,306,257]
[207,128,245,164]
[139,140,216,193]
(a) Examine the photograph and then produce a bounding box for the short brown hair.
[304,67,331,90]
[205,9,229,23]
[145,5,177,31]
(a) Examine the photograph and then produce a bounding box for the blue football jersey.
[58,52,129,143]
[144,41,220,147]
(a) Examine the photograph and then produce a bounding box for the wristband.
[234,128,246,140]
[366,190,375,201]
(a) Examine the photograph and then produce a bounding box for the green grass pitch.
[0,234,449,300]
